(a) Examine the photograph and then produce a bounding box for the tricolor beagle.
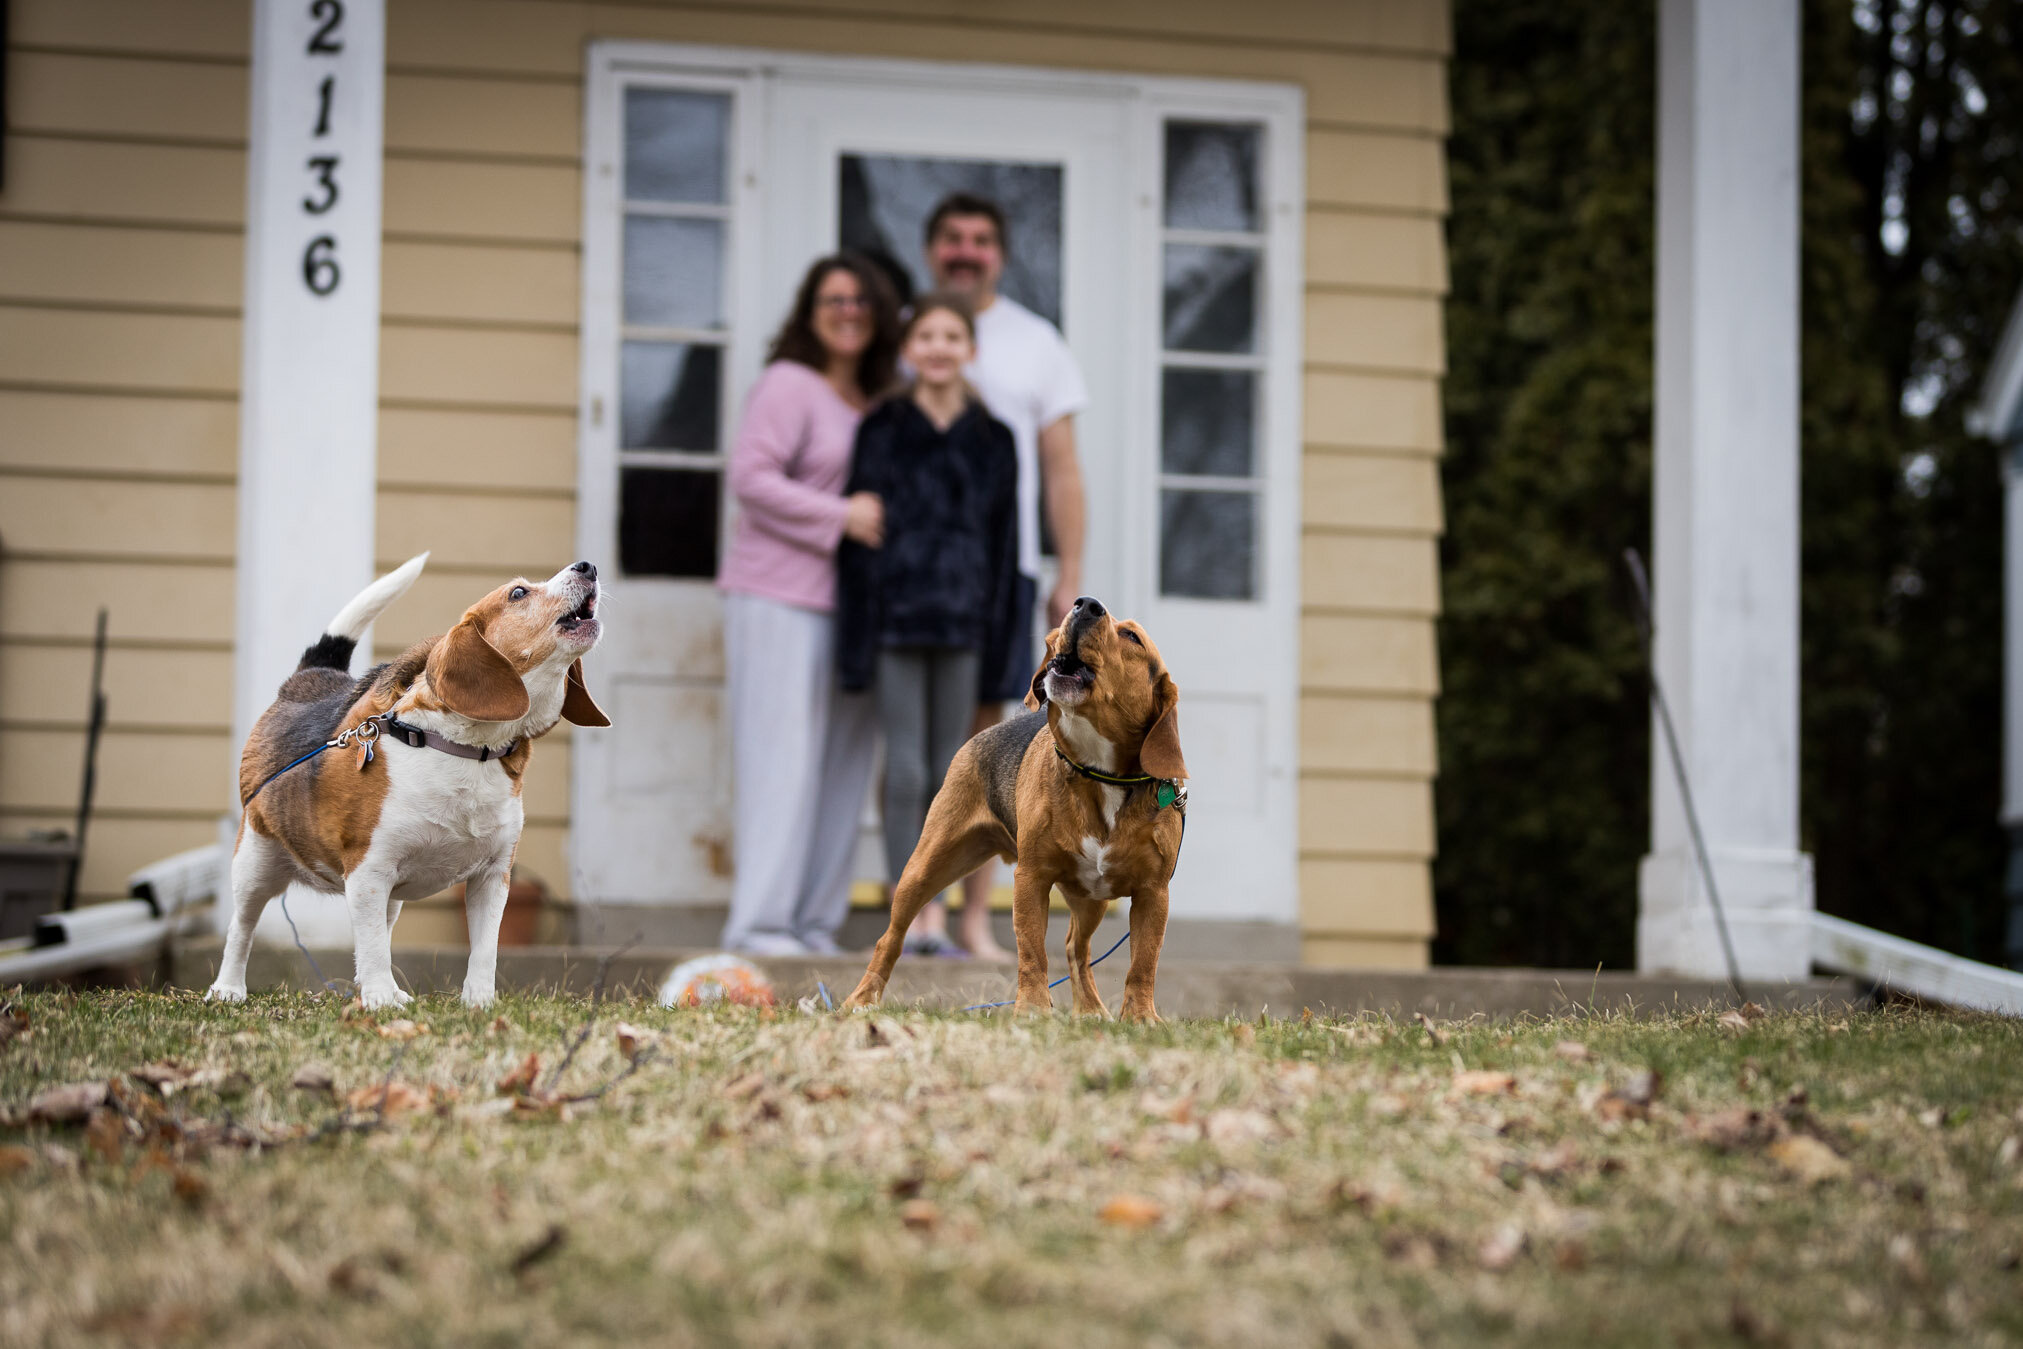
[206,556,607,1009]
[842,596,1187,1021]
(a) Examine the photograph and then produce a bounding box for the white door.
[577,46,1300,927]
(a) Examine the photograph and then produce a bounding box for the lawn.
[2,987,2021,1348]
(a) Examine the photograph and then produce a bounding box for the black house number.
[302,1,344,297]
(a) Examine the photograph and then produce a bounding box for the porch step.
[169,936,1859,1020]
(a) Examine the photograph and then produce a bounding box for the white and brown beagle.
[206,555,607,1009]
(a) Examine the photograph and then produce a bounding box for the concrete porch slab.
[170,936,1861,1020]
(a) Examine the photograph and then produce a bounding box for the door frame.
[576,42,1303,921]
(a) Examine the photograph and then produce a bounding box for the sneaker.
[730,932,813,958]
[797,931,846,957]
[903,931,969,959]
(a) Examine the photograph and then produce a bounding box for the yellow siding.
[1,0,1448,940]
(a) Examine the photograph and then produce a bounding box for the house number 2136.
[302,0,345,297]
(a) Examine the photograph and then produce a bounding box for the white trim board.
[1812,912,2023,1016]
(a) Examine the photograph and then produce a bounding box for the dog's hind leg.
[1062,896,1110,1017]
[841,825,1001,1011]
[207,831,293,1002]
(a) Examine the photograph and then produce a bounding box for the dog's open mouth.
[1046,652,1095,699]
[558,590,598,630]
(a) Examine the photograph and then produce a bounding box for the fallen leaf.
[725,1071,767,1101]
[613,1022,650,1058]
[1478,1221,1525,1271]
[129,1061,194,1092]
[511,1223,566,1274]
[1739,1001,1768,1021]
[28,1081,108,1125]
[1595,1069,1663,1122]
[171,1168,209,1207]
[375,1020,427,1042]
[487,1016,511,1037]
[292,1064,336,1097]
[1230,1023,1256,1047]
[899,1199,940,1231]
[1690,1108,1784,1150]
[1453,1070,1517,1097]
[1204,1108,1276,1144]
[1552,1040,1591,1063]
[1768,1135,1849,1184]
[85,1108,126,1165]
[1553,1238,1587,1271]
[1718,1010,1752,1032]
[496,1052,541,1097]
[1413,1012,1449,1046]
[1098,1194,1164,1227]
[0,1003,28,1049]
[0,1144,34,1177]
[347,1081,426,1118]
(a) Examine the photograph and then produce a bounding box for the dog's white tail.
[326,552,429,642]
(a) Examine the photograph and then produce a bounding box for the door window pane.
[838,153,1063,327]
[1160,489,1256,600]
[1164,122,1260,232]
[1163,244,1258,354]
[619,467,720,578]
[624,89,730,204]
[624,216,725,329]
[1161,368,1255,478]
[620,342,721,451]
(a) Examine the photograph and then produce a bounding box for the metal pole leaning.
[1623,548,1748,1004]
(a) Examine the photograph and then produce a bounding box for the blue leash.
[241,714,390,807]
[963,928,1131,1011]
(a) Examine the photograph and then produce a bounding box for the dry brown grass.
[3,987,2023,1347]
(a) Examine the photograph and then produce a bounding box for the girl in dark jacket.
[836,293,1020,955]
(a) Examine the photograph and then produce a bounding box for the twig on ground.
[562,1047,659,1104]
[538,936,639,1098]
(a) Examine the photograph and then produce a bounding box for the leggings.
[876,646,981,885]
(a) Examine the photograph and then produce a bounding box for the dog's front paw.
[1120,1000,1162,1025]
[357,981,412,1010]
[205,982,247,1003]
[461,982,496,1008]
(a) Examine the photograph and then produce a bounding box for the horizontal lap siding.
[3,0,1450,945]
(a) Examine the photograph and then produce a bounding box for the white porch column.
[1639,0,1814,980]
[233,0,385,754]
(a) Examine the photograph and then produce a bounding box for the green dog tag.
[1155,782,1177,810]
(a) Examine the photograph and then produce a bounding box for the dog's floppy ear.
[1025,627,1064,711]
[561,659,610,727]
[427,616,530,722]
[1140,671,1187,780]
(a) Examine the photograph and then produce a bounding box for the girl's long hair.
[766,253,902,397]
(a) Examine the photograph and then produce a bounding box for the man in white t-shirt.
[903,191,1089,960]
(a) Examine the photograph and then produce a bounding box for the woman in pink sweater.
[718,255,899,956]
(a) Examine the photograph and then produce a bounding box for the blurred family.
[716,193,1089,959]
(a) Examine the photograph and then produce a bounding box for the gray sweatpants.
[720,593,879,950]
[875,646,981,885]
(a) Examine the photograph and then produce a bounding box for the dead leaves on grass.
[1099,1194,1164,1227]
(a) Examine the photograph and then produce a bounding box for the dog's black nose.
[1073,596,1104,617]
[572,561,597,580]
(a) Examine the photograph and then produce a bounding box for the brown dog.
[842,596,1187,1020]
[207,555,606,1009]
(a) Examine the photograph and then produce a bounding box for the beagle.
[206,556,608,1009]
[842,596,1187,1020]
